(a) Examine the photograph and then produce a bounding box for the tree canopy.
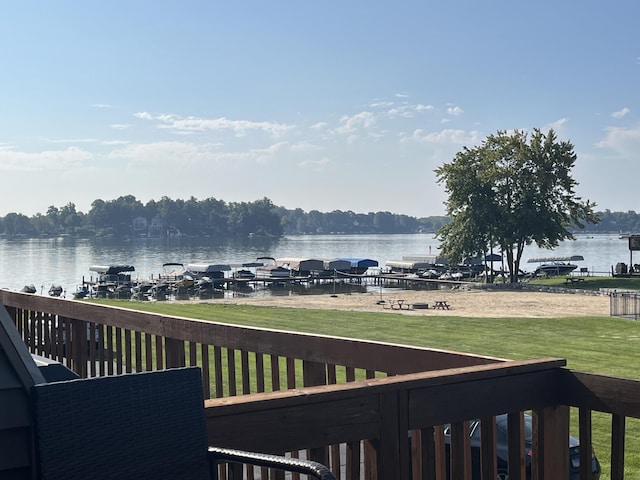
[435,129,599,282]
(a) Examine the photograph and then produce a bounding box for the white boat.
[187,263,230,288]
[231,261,262,279]
[88,265,135,298]
[255,257,291,279]
[527,255,584,276]
[276,258,324,276]
[233,269,256,279]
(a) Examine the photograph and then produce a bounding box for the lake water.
[0,233,631,294]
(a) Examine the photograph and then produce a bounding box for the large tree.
[435,129,599,282]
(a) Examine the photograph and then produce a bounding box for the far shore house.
[132,216,148,233]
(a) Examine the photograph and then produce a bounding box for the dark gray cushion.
[32,367,209,480]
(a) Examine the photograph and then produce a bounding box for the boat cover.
[527,255,584,263]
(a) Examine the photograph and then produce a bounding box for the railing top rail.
[562,369,640,417]
[205,357,567,412]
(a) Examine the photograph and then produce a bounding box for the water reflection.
[0,233,630,294]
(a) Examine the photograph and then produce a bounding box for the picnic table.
[392,299,408,310]
[433,300,450,310]
[564,277,586,286]
[383,299,411,310]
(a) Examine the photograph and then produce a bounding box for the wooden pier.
[80,270,469,301]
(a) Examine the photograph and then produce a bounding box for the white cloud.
[546,118,569,131]
[46,138,98,144]
[447,106,463,116]
[0,146,92,172]
[290,141,321,153]
[404,128,480,145]
[134,112,154,120]
[297,157,330,170]
[414,104,434,112]
[106,139,299,170]
[107,141,220,167]
[611,107,630,119]
[596,125,640,157]
[386,104,433,118]
[253,142,290,164]
[370,101,394,108]
[134,112,293,137]
[111,124,133,130]
[334,111,376,134]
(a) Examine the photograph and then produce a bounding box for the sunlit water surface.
[0,233,628,294]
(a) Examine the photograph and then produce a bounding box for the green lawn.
[97,299,640,377]
[530,274,640,292]
[94,293,640,479]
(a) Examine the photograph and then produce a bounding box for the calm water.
[0,233,630,293]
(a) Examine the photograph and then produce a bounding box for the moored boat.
[336,258,379,275]
[187,263,231,289]
[88,265,135,298]
[527,255,584,276]
[276,258,324,276]
[48,284,63,297]
[255,257,291,279]
[20,284,36,294]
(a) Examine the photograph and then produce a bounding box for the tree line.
[0,192,635,239]
[0,195,449,238]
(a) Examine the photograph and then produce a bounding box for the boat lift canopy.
[527,255,584,263]
[89,265,135,274]
[186,263,232,273]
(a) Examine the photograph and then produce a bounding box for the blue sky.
[1,1,638,218]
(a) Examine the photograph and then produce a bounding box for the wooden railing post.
[302,360,326,387]
[611,413,626,480]
[303,360,330,466]
[377,390,411,479]
[507,412,525,480]
[165,337,185,368]
[578,408,593,480]
[535,405,569,480]
[70,318,88,378]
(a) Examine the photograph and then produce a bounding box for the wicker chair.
[31,366,336,480]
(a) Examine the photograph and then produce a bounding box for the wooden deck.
[1,289,637,479]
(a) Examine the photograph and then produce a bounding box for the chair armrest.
[208,446,336,480]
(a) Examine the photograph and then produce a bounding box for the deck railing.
[1,290,501,393]
[2,289,638,479]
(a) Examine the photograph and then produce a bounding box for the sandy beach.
[217,286,611,318]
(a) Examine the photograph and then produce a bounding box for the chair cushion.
[32,367,210,480]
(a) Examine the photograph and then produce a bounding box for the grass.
[92,282,640,479]
[530,274,640,292]
[95,299,640,377]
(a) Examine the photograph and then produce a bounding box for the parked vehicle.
[441,413,601,480]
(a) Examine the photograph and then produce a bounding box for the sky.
[1,1,639,218]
